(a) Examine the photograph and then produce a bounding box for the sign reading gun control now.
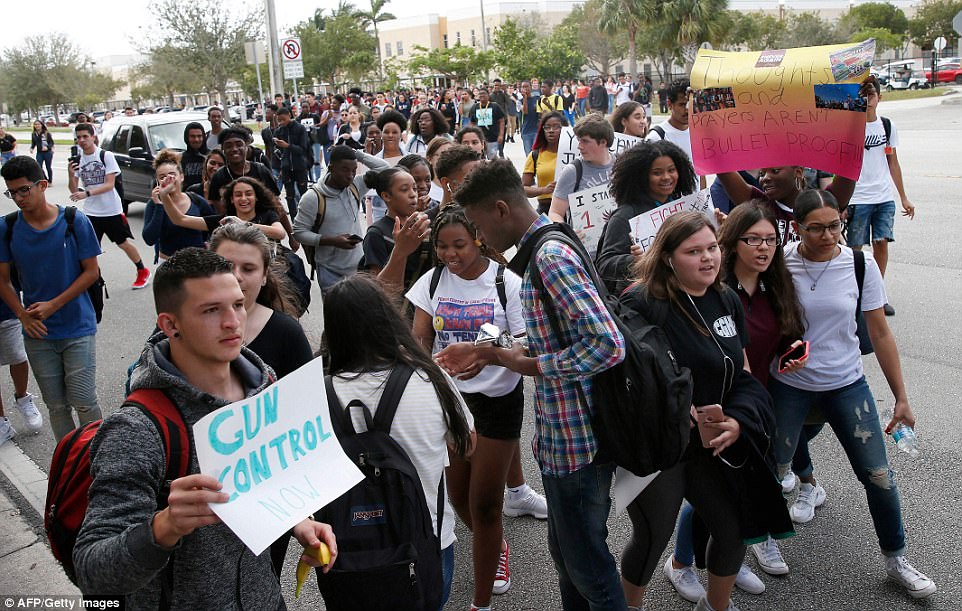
[194,357,363,555]
[689,39,875,180]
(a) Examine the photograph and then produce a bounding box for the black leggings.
[621,453,746,585]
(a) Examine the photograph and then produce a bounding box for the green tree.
[406,44,494,84]
[908,0,962,49]
[840,2,909,35]
[75,69,123,111]
[779,12,841,48]
[356,0,396,81]
[491,17,585,81]
[145,0,259,103]
[722,11,787,50]
[564,0,628,76]
[0,33,86,121]
[849,27,904,53]
[598,0,650,76]
[297,5,377,89]
[491,18,538,81]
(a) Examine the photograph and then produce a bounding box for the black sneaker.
[884,303,896,316]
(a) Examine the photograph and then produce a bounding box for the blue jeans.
[439,543,454,610]
[24,334,101,441]
[542,462,627,611]
[521,132,536,156]
[674,502,697,566]
[311,142,323,181]
[1,151,15,165]
[846,201,896,247]
[769,376,905,556]
[36,150,53,182]
[577,98,587,117]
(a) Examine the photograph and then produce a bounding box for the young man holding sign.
[548,115,615,225]
[74,248,336,609]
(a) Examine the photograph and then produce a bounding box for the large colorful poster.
[689,40,875,180]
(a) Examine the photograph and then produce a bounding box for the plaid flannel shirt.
[519,215,625,476]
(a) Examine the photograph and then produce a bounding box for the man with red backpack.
[72,248,336,608]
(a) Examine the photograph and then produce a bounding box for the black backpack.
[4,207,107,323]
[523,223,693,476]
[318,364,444,611]
[428,262,507,312]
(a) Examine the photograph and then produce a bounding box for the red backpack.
[44,389,190,585]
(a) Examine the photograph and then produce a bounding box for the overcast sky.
[1,0,484,59]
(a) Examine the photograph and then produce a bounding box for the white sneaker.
[694,595,740,611]
[790,482,826,524]
[13,393,42,434]
[781,470,797,494]
[503,486,548,519]
[663,556,705,603]
[0,417,15,447]
[750,537,789,575]
[885,555,937,599]
[734,563,765,594]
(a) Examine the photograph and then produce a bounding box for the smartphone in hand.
[778,341,810,373]
[695,404,725,448]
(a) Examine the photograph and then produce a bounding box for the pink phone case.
[695,405,724,448]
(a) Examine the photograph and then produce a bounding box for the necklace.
[225,161,248,182]
[800,244,837,291]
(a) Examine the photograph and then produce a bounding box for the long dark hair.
[717,201,805,340]
[609,100,645,135]
[222,176,284,220]
[323,274,472,457]
[532,111,567,151]
[610,140,696,207]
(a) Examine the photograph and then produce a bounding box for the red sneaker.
[132,267,152,289]
[493,539,511,595]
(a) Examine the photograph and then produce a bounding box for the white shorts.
[0,318,27,366]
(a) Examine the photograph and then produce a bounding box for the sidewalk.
[0,440,78,596]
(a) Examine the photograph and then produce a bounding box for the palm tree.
[356,0,396,82]
[598,0,653,76]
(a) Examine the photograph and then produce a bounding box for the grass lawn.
[881,87,956,101]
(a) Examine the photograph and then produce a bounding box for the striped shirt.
[518,215,626,476]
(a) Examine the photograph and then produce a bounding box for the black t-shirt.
[629,286,747,407]
[202,209,280,233]
[247,311,313,380]
[208,162,279,204]
[181,149,206,190]
[362,211,436,291]
[439,101,458,134]
[469,102,505,142]
[0,134,16,153]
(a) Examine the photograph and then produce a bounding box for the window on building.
[443,34,448,49]
[615,64,624,73]
[456,31,461,45]
[486,28,491,46]
[471,29,476,47]
[385,42,392,57]
[396,41,403,56]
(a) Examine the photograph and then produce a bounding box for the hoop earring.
[795,177,805,192]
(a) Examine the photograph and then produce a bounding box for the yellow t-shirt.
[523,149,558,204]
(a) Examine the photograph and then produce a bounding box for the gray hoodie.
[74,333,283,610]
[293,151,387,278]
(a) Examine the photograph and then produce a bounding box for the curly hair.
[209,223,301,317]
[221,176,284,220]
[454,126,485,146]
[377,109,408,133]
[610,140,697,207]
[717,200,805,340]
[152,148,183,172]
[435,145,482,181]
[410,107,449,138]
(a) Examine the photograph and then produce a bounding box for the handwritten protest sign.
[194,357,363,555]
[629,189,715,253]
[554,127,642,179]
[569,182,616,256]
[689,40,875,180]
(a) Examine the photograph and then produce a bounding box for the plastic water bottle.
[891,423,920,458]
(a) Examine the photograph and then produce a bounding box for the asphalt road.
[0,90,960,610]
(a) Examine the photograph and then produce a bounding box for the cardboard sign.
[194,357,363,555]
[629,189,715,253]
[689,40,875,180]
[569,182,616,256]
[554,127,642,179]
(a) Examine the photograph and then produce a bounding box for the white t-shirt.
[772,243,886,392]
[851,117,898,205]
[330,368,474,550]
[615,83,632,106]
[406,260,525,396]
[76,147,123,217]
[645,120,694,164]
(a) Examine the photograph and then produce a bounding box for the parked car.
[99,112,212,212]
[925,62,962,84]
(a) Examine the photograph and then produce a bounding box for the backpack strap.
[651,125,666,140]
[124,389,192,488]
[308,185,327,234]
[881,117,892,147]
[853,248,866,318]
[531,149,539,175]
[64,205,77,239]
[428,265,444,300]
[371,363,416,435]
[3,211,17,246]
[572,158,584,194]
[495,264,508,313]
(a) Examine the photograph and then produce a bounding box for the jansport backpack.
[524,223,693,476]
[317,364,444,611]
[44,389,189,585]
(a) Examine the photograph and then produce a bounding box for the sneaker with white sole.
[885,555,937,599]
[663,556,705,603]
[503,487,548,519]
[781,470,797,494]
[0,417,15,447]
[694,595,740,611]
[751,536,789,575]
[13,393,42,434]
[734,563,765,594]
[132,267,152,289]
[492,539,511,595]
[790,482,826,524]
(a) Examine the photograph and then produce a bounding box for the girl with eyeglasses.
[660,202,808,603]
[521,112,567,215]
[768,190,936,599]
[618,212,793,611]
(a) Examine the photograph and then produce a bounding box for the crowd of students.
[0,68,933,611]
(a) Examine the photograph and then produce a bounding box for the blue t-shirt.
[0,207,102,339]
[520,97,540,135]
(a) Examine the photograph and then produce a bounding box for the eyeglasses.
[738,236,779,247]
[3,180,42,200]
[798,222,842,235]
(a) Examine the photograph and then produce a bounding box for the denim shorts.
[846,201,895,246]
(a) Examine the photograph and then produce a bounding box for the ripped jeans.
[769,376,905,556]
